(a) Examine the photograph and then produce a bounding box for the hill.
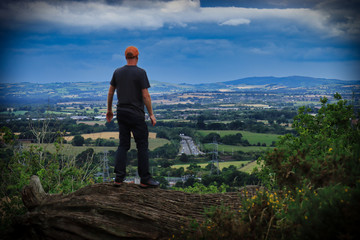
[190,76,359,91]
[222,76,347,87]
[0,76,358,104]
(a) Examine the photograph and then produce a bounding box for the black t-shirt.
[110,65,150,116]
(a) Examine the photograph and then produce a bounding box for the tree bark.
[13,175,260,240]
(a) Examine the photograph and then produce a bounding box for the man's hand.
[106,85,115,123]
[150,114,156,126]
[106,111,113,123]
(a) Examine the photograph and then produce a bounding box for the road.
[179,134,204,156]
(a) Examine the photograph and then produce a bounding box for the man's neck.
[126,59,138,66]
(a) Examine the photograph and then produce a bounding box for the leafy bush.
[94,138,116,146]
[177,94,360,239]
[260,93,360,189]
[201,133,221,143]
[72,135,85,146]
[0,128,97,233]
[221,133,243,145]
[173,182,228,194]
[287,184,360,240]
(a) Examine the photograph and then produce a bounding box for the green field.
[293,101,320,106]
[172,160,260,173]
[198,130,281,146]
[45,111,71,115]
[24,138,170,156]
[77,120,106,125]
[205,120,233,124]
[203,143,271,153]
[158,119,191,123]
[172,161,250,170]
[0,111,28,116]
[240,160,262,174]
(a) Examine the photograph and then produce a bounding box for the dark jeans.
[114,109,151,181]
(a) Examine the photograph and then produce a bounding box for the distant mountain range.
[151,76,359,92]
[0,76,359,104]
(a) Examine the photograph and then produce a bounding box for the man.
[106,46,159,188]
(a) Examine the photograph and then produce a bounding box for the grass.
[203,143,272,153]
[198,130,281,146]
[158,119,191,123]
[77,121,106,126]
[172,161,251,171]
[240,160,262,174]
[45,111,71,115]
[205,120,233,124]
[293,101,320,106]
[172,160,261,173]
[23,138,170,156]
[0,111,28,116]
[64,131,157,141]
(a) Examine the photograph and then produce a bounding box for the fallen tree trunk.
[13,175,260,240]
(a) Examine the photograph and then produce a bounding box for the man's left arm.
[106,85,115,122]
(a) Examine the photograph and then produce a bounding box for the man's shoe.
[114,177,124,185]
[140,178,160,188]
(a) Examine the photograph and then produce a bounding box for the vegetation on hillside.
[0,128,98,233]
[1,91,359,239]
[177,94,360,239]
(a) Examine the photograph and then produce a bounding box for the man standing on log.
[106,46,159,188]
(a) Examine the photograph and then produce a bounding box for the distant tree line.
[200,132,250,146]
[199,132,275,147]
[0,118,119,142]
[172,164,259,190]
[196,118,293,134]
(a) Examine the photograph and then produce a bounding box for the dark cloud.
[201,0,360,38]
[315,0,360,39]
[200,0,318,8]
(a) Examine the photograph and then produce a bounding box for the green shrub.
[173,182,228,194]
[287,184,360,240]
[0,129,96,233]
[177,94,360,239]
[260,93,360,189]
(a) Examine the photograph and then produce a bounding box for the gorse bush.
[179,94,360,240]
[262,93,360,189]
[176,205,243,240]
[287,184,360,240]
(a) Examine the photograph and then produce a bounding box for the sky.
[0,0,359,84]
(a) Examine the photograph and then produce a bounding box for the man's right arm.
[106,85,115,122]
[142,88,156,126]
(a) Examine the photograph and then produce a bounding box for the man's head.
[125,46,139,59]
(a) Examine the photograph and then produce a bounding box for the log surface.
[14,175,260,240]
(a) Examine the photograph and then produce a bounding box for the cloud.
[219,18,251,26]
[144,37,234,59]
[315,0,360,37]
[0,0,338,36]
[249,48,271,55]
[0,0,199,30]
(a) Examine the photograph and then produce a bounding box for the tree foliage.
[181,94,360,239]
[72,135,85,146]
[200,132,250,146]
[260,93,360,189]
